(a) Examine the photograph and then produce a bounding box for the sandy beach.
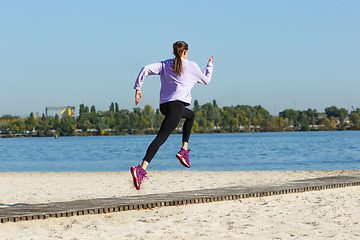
[1,170,360,239]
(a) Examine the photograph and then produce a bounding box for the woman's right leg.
[175,108,195,168]
[181,108,195,148]
[142,101,185,167]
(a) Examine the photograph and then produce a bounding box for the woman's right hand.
[208,56,213,64]
[135,90,142,105]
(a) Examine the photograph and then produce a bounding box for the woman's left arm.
[133,62,163,105]
[134,62,163,90]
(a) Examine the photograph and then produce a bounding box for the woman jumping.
[131,41,213,190]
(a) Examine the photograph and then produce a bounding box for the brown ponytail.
[172,41,188,76]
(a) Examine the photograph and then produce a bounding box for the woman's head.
[172,41,188,76]
[173,41,188,58]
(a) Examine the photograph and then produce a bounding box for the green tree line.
[1,101,360,137]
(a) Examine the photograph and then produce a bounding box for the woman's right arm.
[193,57,213,85]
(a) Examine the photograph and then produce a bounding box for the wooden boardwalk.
[1,174,360,223]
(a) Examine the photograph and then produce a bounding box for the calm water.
[0,131,359,172]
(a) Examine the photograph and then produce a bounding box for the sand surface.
[1,170,360,239]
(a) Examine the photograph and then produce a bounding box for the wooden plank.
[0,174,360,223]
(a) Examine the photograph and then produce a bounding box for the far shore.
[1,127,359,139]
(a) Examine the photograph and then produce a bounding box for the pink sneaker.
[130,165,148,190]
[176,148,191,168]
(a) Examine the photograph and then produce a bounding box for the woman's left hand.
[135,90,142,105]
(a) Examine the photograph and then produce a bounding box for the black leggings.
[143,101,195,163]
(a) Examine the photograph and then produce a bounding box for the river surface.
[0,131,359,172]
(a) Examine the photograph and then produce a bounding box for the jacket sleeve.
[194,62,213,85]
[134,62,163,90]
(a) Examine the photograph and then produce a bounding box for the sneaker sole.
[176,154,190,168]
[130,167,140,190]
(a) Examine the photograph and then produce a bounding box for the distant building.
[344,117,350,124]
[318,114,327,119]
[294,124,301,130]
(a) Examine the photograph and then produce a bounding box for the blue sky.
[1,0,359,117]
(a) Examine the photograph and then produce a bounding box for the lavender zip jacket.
[134,58,213,106]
